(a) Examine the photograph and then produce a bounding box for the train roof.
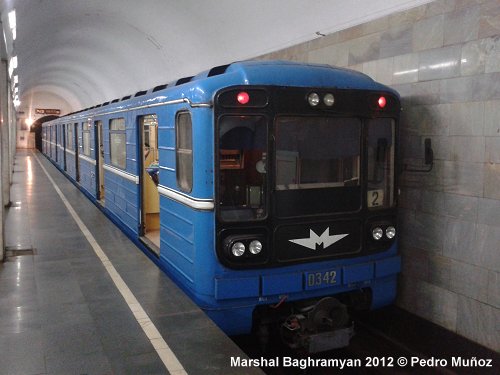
[47,60,398,123]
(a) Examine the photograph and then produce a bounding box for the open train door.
[139,114,160,254]
[95,120,105,203]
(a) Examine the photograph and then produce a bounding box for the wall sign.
[35,108,61,115]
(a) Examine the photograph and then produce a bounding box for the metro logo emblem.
[289,227,349,250]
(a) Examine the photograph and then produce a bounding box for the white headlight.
[386,226,396,239]
[231,242,245,257]
[323,93,335,106]
[372,227,383,240]
[249,240,262,255]
[308,92,320,106]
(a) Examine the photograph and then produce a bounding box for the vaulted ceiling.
[1,0,431,118]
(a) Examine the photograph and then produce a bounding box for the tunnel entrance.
[33,115,59,152]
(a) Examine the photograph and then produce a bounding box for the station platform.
[1,150,263,375]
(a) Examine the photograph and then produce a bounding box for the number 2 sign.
[368,189,384,207]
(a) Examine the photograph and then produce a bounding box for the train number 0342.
[307,270,337,289]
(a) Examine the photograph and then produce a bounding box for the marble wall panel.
[485,137,500,163]
[460,38,494,76]
[389,5,427,27]
[361,57,394,85]
[399,106,421,135]
[413,211,447,253]
[449,259,489,302]
[416,281,458,331]
[443,5,481,45]
[477,198,500,226]
[360,15,390,36]
[390,82,413,97]
[401,160,444,191]
[409,80,441,105]
[347,33,381,65]
[398,187,420,210]
[450,136,485,162]
[336,25,365,44]
[470,72,500,101]
[400,246,431,281]
[306,33,341,52]
[484,99,500,135]
[426,135,453,161]
[447,102,484,136]
[456,296,500,351]
[398,208,418,245]
[485,36,500,73]
[475,223,500,271]
[484,163,500,200]
[487,271,500,308]
[439,75,475,102]
[406,104,449,136]
[392,53,420,84]
[442,161,484,196]
[418,45,462,81]
[427,253,453,288]
[439,72,500,103]
[424,0,457,17]
[416,189,445,215]
[307,42,349,67]
[443,218,479,265]
[479,1,500,38]
[380,24,413,58]
[413,14,444,51]
[396,277,419,312]
[443,193,479,222]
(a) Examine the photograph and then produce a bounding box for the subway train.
[42,60,401,352]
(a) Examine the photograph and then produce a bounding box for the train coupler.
[280,297,354,353]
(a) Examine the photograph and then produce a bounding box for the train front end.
[207,68,401,351]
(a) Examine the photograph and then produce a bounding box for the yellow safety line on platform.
[33,152,188,375]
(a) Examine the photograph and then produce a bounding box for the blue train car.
[42,60,401,352]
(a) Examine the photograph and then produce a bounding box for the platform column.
[0,53,13,262]
[0,58,7,261]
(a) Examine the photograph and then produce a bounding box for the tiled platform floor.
[1,150,261,375]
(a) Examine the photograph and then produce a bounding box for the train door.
[95,120,105,203]
[139,114,160,252]
[55,125,58,162]
[49,127,53,158]
[48,126,52,158]
[62,124,67,171]
[74,123,80,182]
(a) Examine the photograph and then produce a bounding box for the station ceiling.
[1,0,430,118]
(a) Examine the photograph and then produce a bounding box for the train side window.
[175,111,193,193]
[67,123,73,150]
[109,118,126,169]
[82,121,91,156]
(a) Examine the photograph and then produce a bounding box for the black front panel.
[274,186,361,218]
[214,85,400,269]
[275,220,362,263]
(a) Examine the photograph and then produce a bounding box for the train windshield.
[275,117,361,190]
[367,118,395,209]
[218,115,268,221]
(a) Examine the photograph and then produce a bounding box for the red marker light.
[237,91,250,105]
[378,96,387,108]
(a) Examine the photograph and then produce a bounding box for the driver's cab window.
[218,115,267,221]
